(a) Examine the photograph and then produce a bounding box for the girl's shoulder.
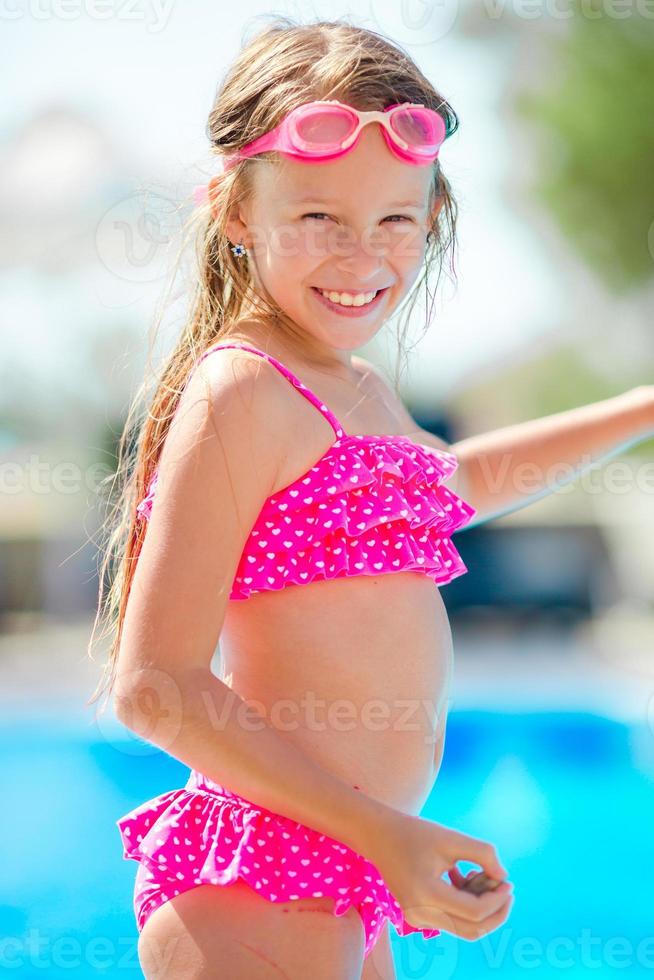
[180,333,300,435]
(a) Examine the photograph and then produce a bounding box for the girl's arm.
[114,349,399,867]
[353,358,653,527]
[451,386,654,527]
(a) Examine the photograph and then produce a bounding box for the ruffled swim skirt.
[116,768,441,960]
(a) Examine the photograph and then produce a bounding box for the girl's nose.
[334,237,385,280]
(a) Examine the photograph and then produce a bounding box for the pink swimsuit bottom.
[117,768,441,959]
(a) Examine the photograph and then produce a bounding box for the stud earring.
[231,242,247,258]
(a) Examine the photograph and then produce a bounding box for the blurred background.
[2,1,654,977]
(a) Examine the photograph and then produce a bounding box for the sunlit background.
[2,1,654,977]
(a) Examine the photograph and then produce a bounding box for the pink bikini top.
[136,342,477,600]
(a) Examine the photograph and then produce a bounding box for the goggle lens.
[294,105,357,150]
[390,107,442,150]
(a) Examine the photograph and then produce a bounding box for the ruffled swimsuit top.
[136,342,477,600]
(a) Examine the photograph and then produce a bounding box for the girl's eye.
[301,213,413,223]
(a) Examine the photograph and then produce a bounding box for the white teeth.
[318,288,378,307]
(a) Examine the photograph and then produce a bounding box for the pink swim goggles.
[193,99,450,206]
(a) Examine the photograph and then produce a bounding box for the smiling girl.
[88,17,654,980]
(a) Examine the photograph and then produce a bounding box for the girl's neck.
[224,313,355,379]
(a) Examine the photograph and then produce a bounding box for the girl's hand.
[372,810,514,940]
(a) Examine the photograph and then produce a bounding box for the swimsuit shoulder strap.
[196,342,345,438]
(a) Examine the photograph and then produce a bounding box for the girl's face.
[226,124,440,360]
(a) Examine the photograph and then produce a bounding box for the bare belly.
[217,570,453,816]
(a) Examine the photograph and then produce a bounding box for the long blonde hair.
[86,15,461,718]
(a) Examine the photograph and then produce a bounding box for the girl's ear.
[223,199,251,246]
[207,172,247,237]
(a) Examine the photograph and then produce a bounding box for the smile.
[310,286,389,317]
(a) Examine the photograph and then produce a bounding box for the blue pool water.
[2,708,653,978]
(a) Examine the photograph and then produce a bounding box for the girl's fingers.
[446,866,466,888]
[413,876,513,924]
[443,893,514,941]
[440,829,509,881]
[447,865,508,895]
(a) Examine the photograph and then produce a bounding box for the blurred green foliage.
[514,2,654,294]
[449,341,654,457]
